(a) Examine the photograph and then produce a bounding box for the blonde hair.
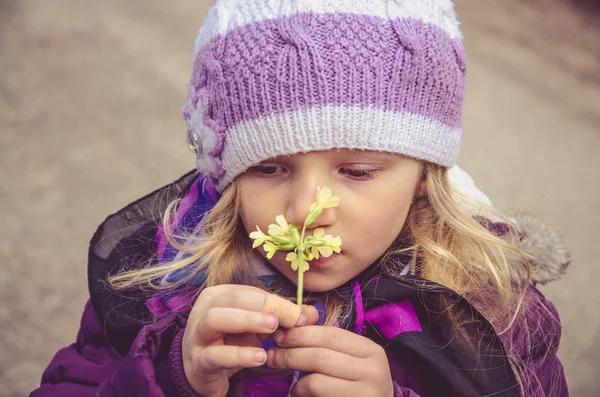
[109,163,530,331]
[401,163,531,329]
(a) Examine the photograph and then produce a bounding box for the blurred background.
[1,0,599,395]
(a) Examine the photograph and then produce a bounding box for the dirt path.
[1,1,598,395]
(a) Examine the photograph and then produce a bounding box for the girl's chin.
[294,272,350,292]
[268,254,366,292]
[270,264,348,292]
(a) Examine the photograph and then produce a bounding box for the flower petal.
[300,261,310,272]
[276,215,287,228]
[324,195,340,208]
[317,186,331,203]
[264,242,278,259]
[268,224,282,236]
[251,239,263,249]
[249,226,266,239]
[313,228,325,239]
[319,246,333,257]
[311,246,320,260]
[286,252,299,270]
[329,236,342,247]
[286,252,297,262]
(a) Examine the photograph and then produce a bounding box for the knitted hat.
[184,0,466,191]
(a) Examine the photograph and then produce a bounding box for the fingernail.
[274,330,285,344]
[266,315,278,330]
[295,313,307,327]
[255,350,266,363]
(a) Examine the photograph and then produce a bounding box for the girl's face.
[239,149,424,292]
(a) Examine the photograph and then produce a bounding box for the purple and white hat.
[184,0,466,191]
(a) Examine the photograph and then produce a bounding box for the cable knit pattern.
[184,0,466,191]
[194,0,463,51]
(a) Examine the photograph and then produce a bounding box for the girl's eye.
[249,164,287,176]
[339,168,377,180]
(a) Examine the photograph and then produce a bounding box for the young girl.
[32,1,570,396]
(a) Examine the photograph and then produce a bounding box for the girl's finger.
[224,332,267,348]
[273,326,376,358]
[266,347,362,380]
[291,372,357,397]
[207,286,318,328]
[197,344,267,373]
[197,308,279,342]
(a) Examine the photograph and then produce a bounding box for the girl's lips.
[309,253,340,268]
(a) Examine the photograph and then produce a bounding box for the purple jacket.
[31,172,570,397]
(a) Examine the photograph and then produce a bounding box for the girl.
[33,1,570,396]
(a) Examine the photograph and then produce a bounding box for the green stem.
[300,222,308,242]
[296,224,309,306]
[297,251,304,306]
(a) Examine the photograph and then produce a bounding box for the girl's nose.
[283,184,336,229]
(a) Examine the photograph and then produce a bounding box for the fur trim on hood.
[506,208,571,285]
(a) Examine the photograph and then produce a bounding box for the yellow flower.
[286,251,310,272]
[248,186,343,306]
[305,187,341,227]
[312,228,326,239]
[268,215,293,236]
[249,226,271,249]
[309,186,340,212]
[286,252,299,270]
[309,228,342,259]
[327,236,342,253]
[263,242,279,259]
[310,245,333,260]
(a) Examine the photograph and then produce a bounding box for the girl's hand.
[268,326,394,397]
[182,284,319,397]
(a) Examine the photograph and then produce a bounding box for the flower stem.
[297,251,304,306]
[296,224,309,306]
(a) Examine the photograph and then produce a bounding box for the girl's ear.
[416,176,428,199]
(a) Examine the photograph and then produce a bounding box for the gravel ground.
[1,1,599,395]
